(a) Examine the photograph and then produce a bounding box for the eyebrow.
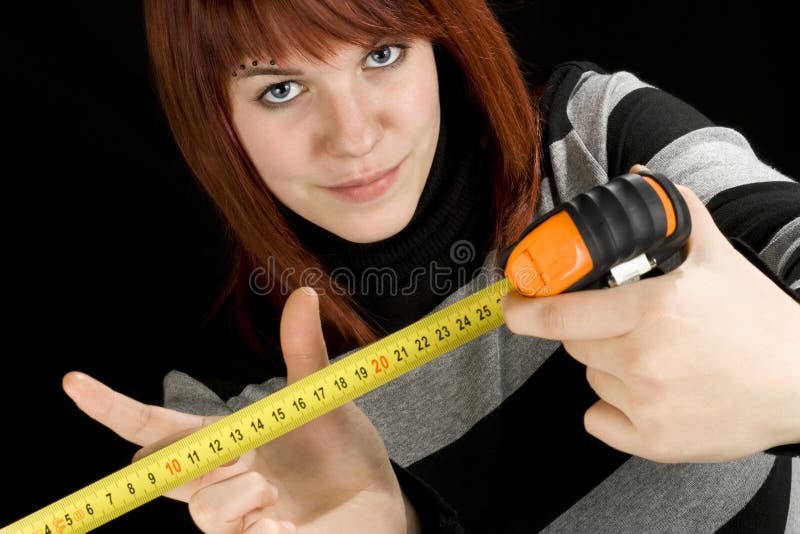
[239,67,305,79]
[237,37,395,80]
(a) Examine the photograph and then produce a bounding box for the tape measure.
[2,278,515,534]
[3,171,691,533]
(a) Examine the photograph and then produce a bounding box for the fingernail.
[63,371,97,395]
[300,286,317,297]
[132,447,146,462]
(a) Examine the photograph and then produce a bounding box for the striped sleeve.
[540,61,800,296]
[539,65,800,531]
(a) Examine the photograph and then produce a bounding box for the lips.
[330,164,398,188]
[324,161,402,203]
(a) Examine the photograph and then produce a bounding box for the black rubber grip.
[499,171,692,293]
[563,171,691,291]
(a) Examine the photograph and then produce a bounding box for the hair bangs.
[200,0,441,78]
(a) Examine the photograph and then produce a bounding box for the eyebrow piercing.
[231,59,273,76]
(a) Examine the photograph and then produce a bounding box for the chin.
[339,211,415,244]
[342,225,404,244]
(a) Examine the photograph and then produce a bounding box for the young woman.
[63,0,800,532]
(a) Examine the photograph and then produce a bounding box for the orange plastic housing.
[504,210,593,297]
[642,176,676,237]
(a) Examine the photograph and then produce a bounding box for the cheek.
[237,117,309,189]
[391,76,440,148]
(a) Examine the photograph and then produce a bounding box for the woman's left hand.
[62,287,415,533]
[502,167,800,463]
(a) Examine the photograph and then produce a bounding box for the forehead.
[206,1,438,79]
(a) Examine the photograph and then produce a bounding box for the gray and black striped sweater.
[166,62,800,532]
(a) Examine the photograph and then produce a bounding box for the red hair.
[142,0,543,355]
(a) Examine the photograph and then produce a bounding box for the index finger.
[63,371,212,447]
[501,279,650,341]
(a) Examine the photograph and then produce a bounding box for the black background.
[2,2,796,532]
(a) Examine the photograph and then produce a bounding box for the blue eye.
[261,81,303,104]
[364,45,405,68]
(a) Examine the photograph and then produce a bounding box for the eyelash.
[255,43,411,110]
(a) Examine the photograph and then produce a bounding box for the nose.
[322,89,383,158]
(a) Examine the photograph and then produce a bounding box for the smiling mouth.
[324,161,403,203]
[329,164,400,189]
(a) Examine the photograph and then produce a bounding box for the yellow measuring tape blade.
[2,278,514,534]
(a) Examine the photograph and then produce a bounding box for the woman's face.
[229,38,440,243]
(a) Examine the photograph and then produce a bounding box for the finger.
[63,371,209,446]
[134,431,245,504]
[583,399,639,455]
[132,426,227,464]
[673,184,730,264]
[501,280,651,341]
[161,451,254,503]
[189,471,280,534]
[280,287,330,384]
[585,367,630,413]
[626,172,728,264]
[563,338,629,374]
[132,427,244,500]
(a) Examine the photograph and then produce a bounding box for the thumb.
[280,287,330,384]
[674,184,731,264]
[626,166,728,263]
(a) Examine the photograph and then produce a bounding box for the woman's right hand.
[63,287,418,534]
